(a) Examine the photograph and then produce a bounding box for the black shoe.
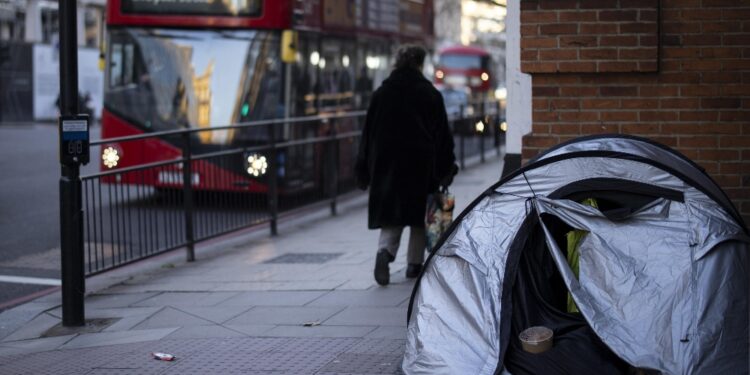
[406,263,422,278]
[374,249,394,286]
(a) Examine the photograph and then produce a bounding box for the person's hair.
[394,45,426,70]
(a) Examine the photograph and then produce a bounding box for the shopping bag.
[425,188,455,252]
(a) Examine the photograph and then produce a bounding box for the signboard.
[400,0,424,36]
[367,0,399,33]
[293,0,322,29]
[323,0,363,29]
[0,42,33,122]
[120,0,262,16]
[33,45,103,121]
[59,115,90,165]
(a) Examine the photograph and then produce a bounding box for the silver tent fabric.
[535,136,743,227]
[534,197,749,374]
[403,196,529,374]
[403,136,749,375]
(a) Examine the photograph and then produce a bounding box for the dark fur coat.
[355,67,456,229]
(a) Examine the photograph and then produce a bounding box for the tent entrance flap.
[501,213,632,375]
[549,178,684,221]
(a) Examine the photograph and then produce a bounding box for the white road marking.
[0,275,61,286]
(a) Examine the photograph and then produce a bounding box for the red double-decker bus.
[433,45,492,96]
[101,0,434,193]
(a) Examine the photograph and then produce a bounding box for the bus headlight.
[500,121,508,132]
[475,121,485,133]
[435,70,444,79]
[102,146,120,168]
[481,72,489,82]
[246,153,268,177]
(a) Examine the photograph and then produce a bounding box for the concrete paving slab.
[269,337,360,353]
[262,325,377,338]
[0,156,502,373]
[324,252,374,265]
[164,325,246,340]
[210,282,285,291]
[319,268,377,283]
[217,291,326,307]
[102,315,155,333]
[2,312,60,342]
[325,307,408,327]
[84,293,159,309]
[364,326,408,340]
[225,306,344,326]
[336,278,380,290]
[86,368,161,375]
[241,264,329,276]
[0,347,103,375]
[108,282,222,293]
[47,306,162,320]
[42,311,151,334]
[346,338,406,355]
[223,324,276,336]
[308,290,410,307]
[270,280,346,291]
[260,268,340,281]
[176,306,250,324]
[87,306,163,318]
[133,292,239,307]
[318,353,403,374]
[167,348,339,374]
[0,301,60,341]
[28,292,62,304]
[0,334,76,356]
[132,307,215,330]
[199,269,275,282]
[60,328,178,349]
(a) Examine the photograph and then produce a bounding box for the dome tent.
[403,135,749,374]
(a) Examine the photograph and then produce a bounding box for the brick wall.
[520,0,750,223]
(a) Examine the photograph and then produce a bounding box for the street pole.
[59,0,85,326]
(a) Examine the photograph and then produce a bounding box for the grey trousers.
[378,226,426,265]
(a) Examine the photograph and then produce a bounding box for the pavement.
[0,155,503,374]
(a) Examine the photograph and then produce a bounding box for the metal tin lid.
[519,326,553,344]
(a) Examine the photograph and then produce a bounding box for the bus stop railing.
[81,103,504,277]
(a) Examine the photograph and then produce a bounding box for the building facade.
[0,0,105,123]
[516,0,749,223]
[435,0,507,88]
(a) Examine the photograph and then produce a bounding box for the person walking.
[355,45,457,286]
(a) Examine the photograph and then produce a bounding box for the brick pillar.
[520,0,750,223]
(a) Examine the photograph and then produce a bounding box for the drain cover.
[264,253,342,264]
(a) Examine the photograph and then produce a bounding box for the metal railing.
[81,103,504,276]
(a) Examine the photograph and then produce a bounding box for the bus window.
[122,44,134,86]
[439,54,483,70]
[105,28,279,138]
[435,46,492,96]
[109,43,123,87]
[108,40,137,88]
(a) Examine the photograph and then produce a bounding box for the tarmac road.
[0,122,100,311]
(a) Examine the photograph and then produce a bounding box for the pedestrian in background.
[355,44,457,286]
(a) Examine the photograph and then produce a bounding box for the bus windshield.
[438,54,484,69]
[105,28,280,141]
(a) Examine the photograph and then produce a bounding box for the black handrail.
[80,105,503,278]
